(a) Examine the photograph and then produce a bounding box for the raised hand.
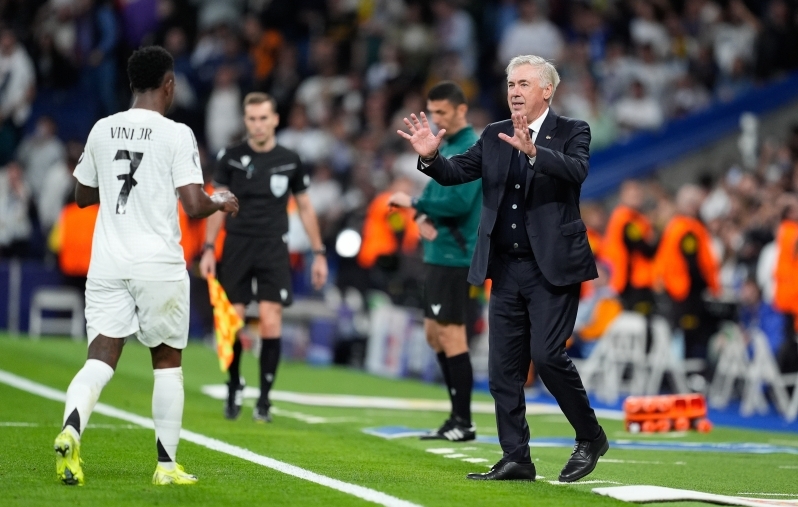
[397,112,445,159]
[498,112,537,158]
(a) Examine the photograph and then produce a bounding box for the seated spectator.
[715,56,753,102]
[614,80,664,133]
[498,0,562,64]
[242,14,283,88]
[30,30,77,91]
[432,0,477,76]
[738,277,786,359]
[0,26,35,165]
[38,140,82,234]
[16,116,65,201]
[205,65,242,155]
[276,105,334,166]
[669,74,711,117]
[569,261,622,359]
[0,161,32,258]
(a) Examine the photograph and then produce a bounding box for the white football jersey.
[74,109,203,281]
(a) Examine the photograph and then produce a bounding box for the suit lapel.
[526,110,558,196]
[495,120,514,207]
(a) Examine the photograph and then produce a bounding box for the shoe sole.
[558,439,610,483]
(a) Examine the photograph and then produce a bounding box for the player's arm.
[197,184,231,279]
[75,182,100,208]
[176,183,238,219]
[295,192,328,290]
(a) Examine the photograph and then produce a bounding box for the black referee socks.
[228,337,243,386]
[258,337,281,407]
[436,352,454,410]
[446,352,473,424]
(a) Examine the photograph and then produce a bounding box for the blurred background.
[1,0,797,426]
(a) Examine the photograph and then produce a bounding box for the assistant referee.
[200,92,328,422]
[388,82,481,441]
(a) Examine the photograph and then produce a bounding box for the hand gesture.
[498,112,536,158]
[388,191,413,209]
[417,216,438,241]
[199,249,216,279]
[397,112,445,159]
[211,190,239,216]
[311,254,328,290]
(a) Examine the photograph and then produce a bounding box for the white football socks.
[62,358,115,441]
[152,367,184,471]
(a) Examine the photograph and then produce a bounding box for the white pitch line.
[269,407,361,425]
[443,454,467,459]
[0,369,421,507]
[737,493,798,497]
[550,480,622,486]
[600,458,686,466]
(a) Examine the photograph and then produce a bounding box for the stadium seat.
[644,316,689,395]
[28,287,84,340]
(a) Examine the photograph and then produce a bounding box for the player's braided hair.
[127,46,174,93]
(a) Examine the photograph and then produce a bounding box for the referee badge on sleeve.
[270,174,289,197]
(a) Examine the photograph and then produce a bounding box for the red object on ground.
[623,394,711,433]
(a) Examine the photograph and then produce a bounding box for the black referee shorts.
[423,264,470,325]
[219,234,293,306]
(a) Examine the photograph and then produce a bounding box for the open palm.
[397,112,446,159]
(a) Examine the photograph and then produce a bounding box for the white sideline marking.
[269,407,361,425]
[737,493,798,497]
[0,421,145,429]
[0,370,421,507]
[461,458,488,463]
[551,480,622,486]
[425,448,455,454]
[779,466,798,470]
[443,454,467,459]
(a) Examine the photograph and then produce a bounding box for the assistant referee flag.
[207,276,243,371]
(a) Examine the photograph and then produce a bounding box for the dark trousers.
[488,254,600,463]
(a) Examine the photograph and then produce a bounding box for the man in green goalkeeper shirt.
[389,81,481,441]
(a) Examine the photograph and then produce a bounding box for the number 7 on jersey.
[114,150,144,214]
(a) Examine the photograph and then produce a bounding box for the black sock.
[64,408,80,435]
[228,337,243,386]
[446,352,473,424]
[258,337,281,407]
[436,352,454,409]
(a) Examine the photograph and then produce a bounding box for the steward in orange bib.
[654,185,720,360]
[772,195,798,375]
[49,200,98,288]
[601,181,657,315]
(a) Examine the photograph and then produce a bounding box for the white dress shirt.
[526,107,549,166]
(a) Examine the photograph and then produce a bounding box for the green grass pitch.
[0,334,796,506]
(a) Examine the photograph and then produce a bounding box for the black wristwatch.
[203,242,215,253]
[312,246,326,256]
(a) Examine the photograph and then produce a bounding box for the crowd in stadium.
[0,0,797,378]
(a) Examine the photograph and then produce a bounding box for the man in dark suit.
[397,55,608,483]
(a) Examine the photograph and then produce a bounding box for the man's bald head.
[619,180,644,210]
[675,184,705,218]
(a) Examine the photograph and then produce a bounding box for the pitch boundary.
[0,369,422,507]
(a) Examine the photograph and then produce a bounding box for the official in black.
[398,55,608,483]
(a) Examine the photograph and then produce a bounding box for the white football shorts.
[85,273,190,349]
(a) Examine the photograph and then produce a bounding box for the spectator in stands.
[498,0,563,65]
[16,116,65,202]
[276,105,334,167]
[265,44,301,120]
[431,0,477,76]
[191,0,246,32]
[294,38,351,126]
[30,30,77,91]
[0,26,35,165]
[669,73,711,117]
[715,56,754,102]
[0,161,32,258]
[614,80,664,134]
[163,27,200,133]
[712,0,759,79]
[655,184,721,361]
[629,0,670,58]
[739,276,786,359]
[76,0,119,117]
[393,1,434,76]
[205,65,242,155]
[755,0,798,80]
[243,14,282,89]
[306,162,343,243]
[38,140,82,235]
[581,77,618,151]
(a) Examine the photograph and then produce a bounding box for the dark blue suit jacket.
[420,111,598,287]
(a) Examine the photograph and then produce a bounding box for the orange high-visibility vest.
[357,191,420,269]
[587,226,602,256]
[179,183,225,264]
[56,203,98,277]
[654,215,720,302]
[601,205,655,294]
[773,220,798,316]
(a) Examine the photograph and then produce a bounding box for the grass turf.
[0,334,796,507]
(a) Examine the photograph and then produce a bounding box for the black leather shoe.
[558,426,609,482]
[467,460,536,481]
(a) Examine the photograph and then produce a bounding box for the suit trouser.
[488,254,600,463]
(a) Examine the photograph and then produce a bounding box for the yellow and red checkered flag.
[207,276,243,372]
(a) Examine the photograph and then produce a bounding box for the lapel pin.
[546,135,551,139]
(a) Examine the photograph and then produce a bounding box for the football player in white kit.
[53,46,238,486]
